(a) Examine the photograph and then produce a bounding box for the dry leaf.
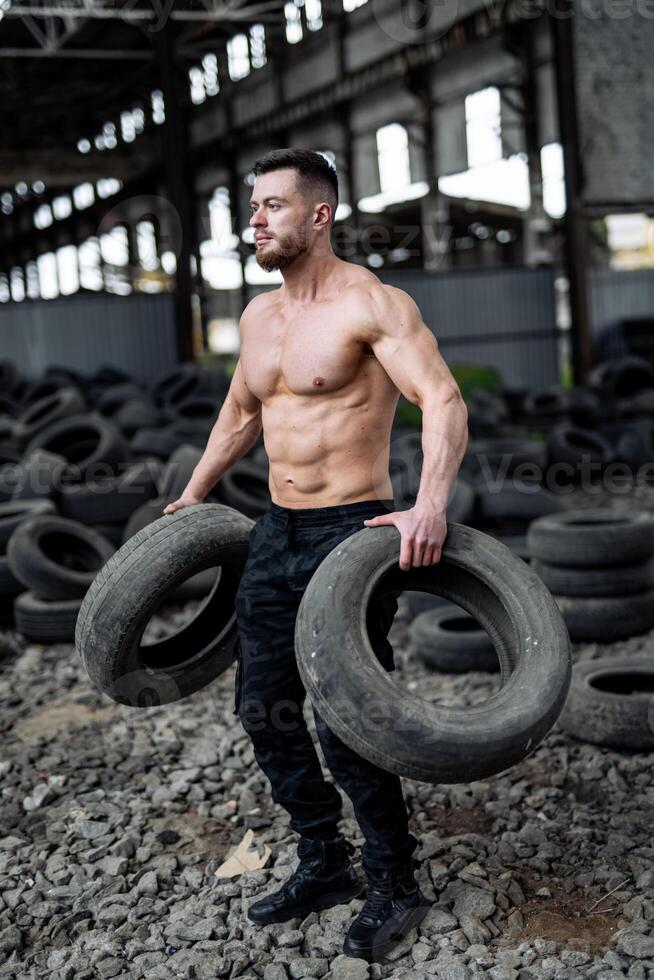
[214,828,271,879]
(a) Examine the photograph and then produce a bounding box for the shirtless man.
[163,148,468,962]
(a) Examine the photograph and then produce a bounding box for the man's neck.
[280,248,340,305]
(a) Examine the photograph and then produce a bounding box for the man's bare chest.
[241,316,377,401]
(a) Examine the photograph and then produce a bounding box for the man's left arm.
[357,284,469,570]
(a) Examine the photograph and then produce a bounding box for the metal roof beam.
[0,46,155,58]
[4,1,283,21]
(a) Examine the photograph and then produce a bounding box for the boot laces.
[361,883,394,919]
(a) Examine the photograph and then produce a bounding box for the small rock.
[277,929,304,948]
[330,953,371,980]
[618,931,654,959]
[288,956,328,978]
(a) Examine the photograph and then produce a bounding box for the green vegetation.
[449,362,503,400]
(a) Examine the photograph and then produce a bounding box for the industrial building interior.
[1,2,654,978]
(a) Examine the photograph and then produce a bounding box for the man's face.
[249,169,313,272]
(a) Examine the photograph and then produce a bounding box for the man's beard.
[255,228,309,272]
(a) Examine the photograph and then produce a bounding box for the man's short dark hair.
[251,148,339,225]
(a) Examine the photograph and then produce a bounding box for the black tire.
[122,496,171,544]
[59,460,160,525]
[483,530,530,561]
[465,438,547,477]
[0,462,19,502]
[446,479,475,524]
[13,388,87,450]
[473,485,568,523]
[589,356,654,400]
[130,427,186,460]
[14,591,82,643]
[10,450,70,503]
[616,389,654,420]
[159,445,203,500]
[0,361,23,397]
[402,591,451,620]
[151,363,200,410]
[0,556,22,597]
[558,656,654,750]
[546,424,613,470]
[76,504,251,706]
[169,567,223,603]
[526,510,654,567]
[20,378,69,409]
[165,395,219,427]
[24,413,129,479]
[531,557,654,597]
[90,524,125,548]
[0,598,14,629]
[113,399,160,435]
[0,500,57,551]
[295,523,571,783]
[409,604,499,673]
[216,461,271,518]
[95,384,147,415]
[615,422,654,470]
[553,590,654,642]
[522,387,600,428]
[7,516,115,601]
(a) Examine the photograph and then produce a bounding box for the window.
[78,238,103,291]
[34,204,53,229]
[57,246,80,296]
[73,183,95,209]
[203,54,220,96]
[136,221,159,271]
[285,1,303,43]
[306,0,323,30]
[465,87,502,168]
[189,66,207,105]
[376,123,411,193]
[10,267,26,302]
[121,111,136,143]
[36,254,59,299]
[151,90,165,125]
[227,33,250,80]
[250,24,266,68]
[541,143,566,219]
[52,195,72,220]
[97,179,123,199]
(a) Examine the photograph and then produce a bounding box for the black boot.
[247,835,364,925]
[343,855,429,962]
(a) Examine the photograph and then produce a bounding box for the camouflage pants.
[233,497,418,871]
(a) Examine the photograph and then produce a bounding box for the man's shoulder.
[342,275,417,323]
[241,289,280,323]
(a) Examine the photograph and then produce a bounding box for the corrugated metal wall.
[589,269,654,328]
[378,266,560,390]
[0,292,178,384]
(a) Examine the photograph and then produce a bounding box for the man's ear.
[313,202,332,230]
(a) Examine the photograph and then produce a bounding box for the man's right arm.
[163,350,263,515]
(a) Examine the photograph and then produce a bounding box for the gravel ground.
[1,482,654,980]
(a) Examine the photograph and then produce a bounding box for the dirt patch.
[13,698,118,741]
[410,803,494,837]
[151,811,235,862]
[500,868,627,955]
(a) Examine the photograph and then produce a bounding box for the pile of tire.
[0,358,270,634]
[526,510,654,641]
[408,601,499,674]
[557,655,654,752]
